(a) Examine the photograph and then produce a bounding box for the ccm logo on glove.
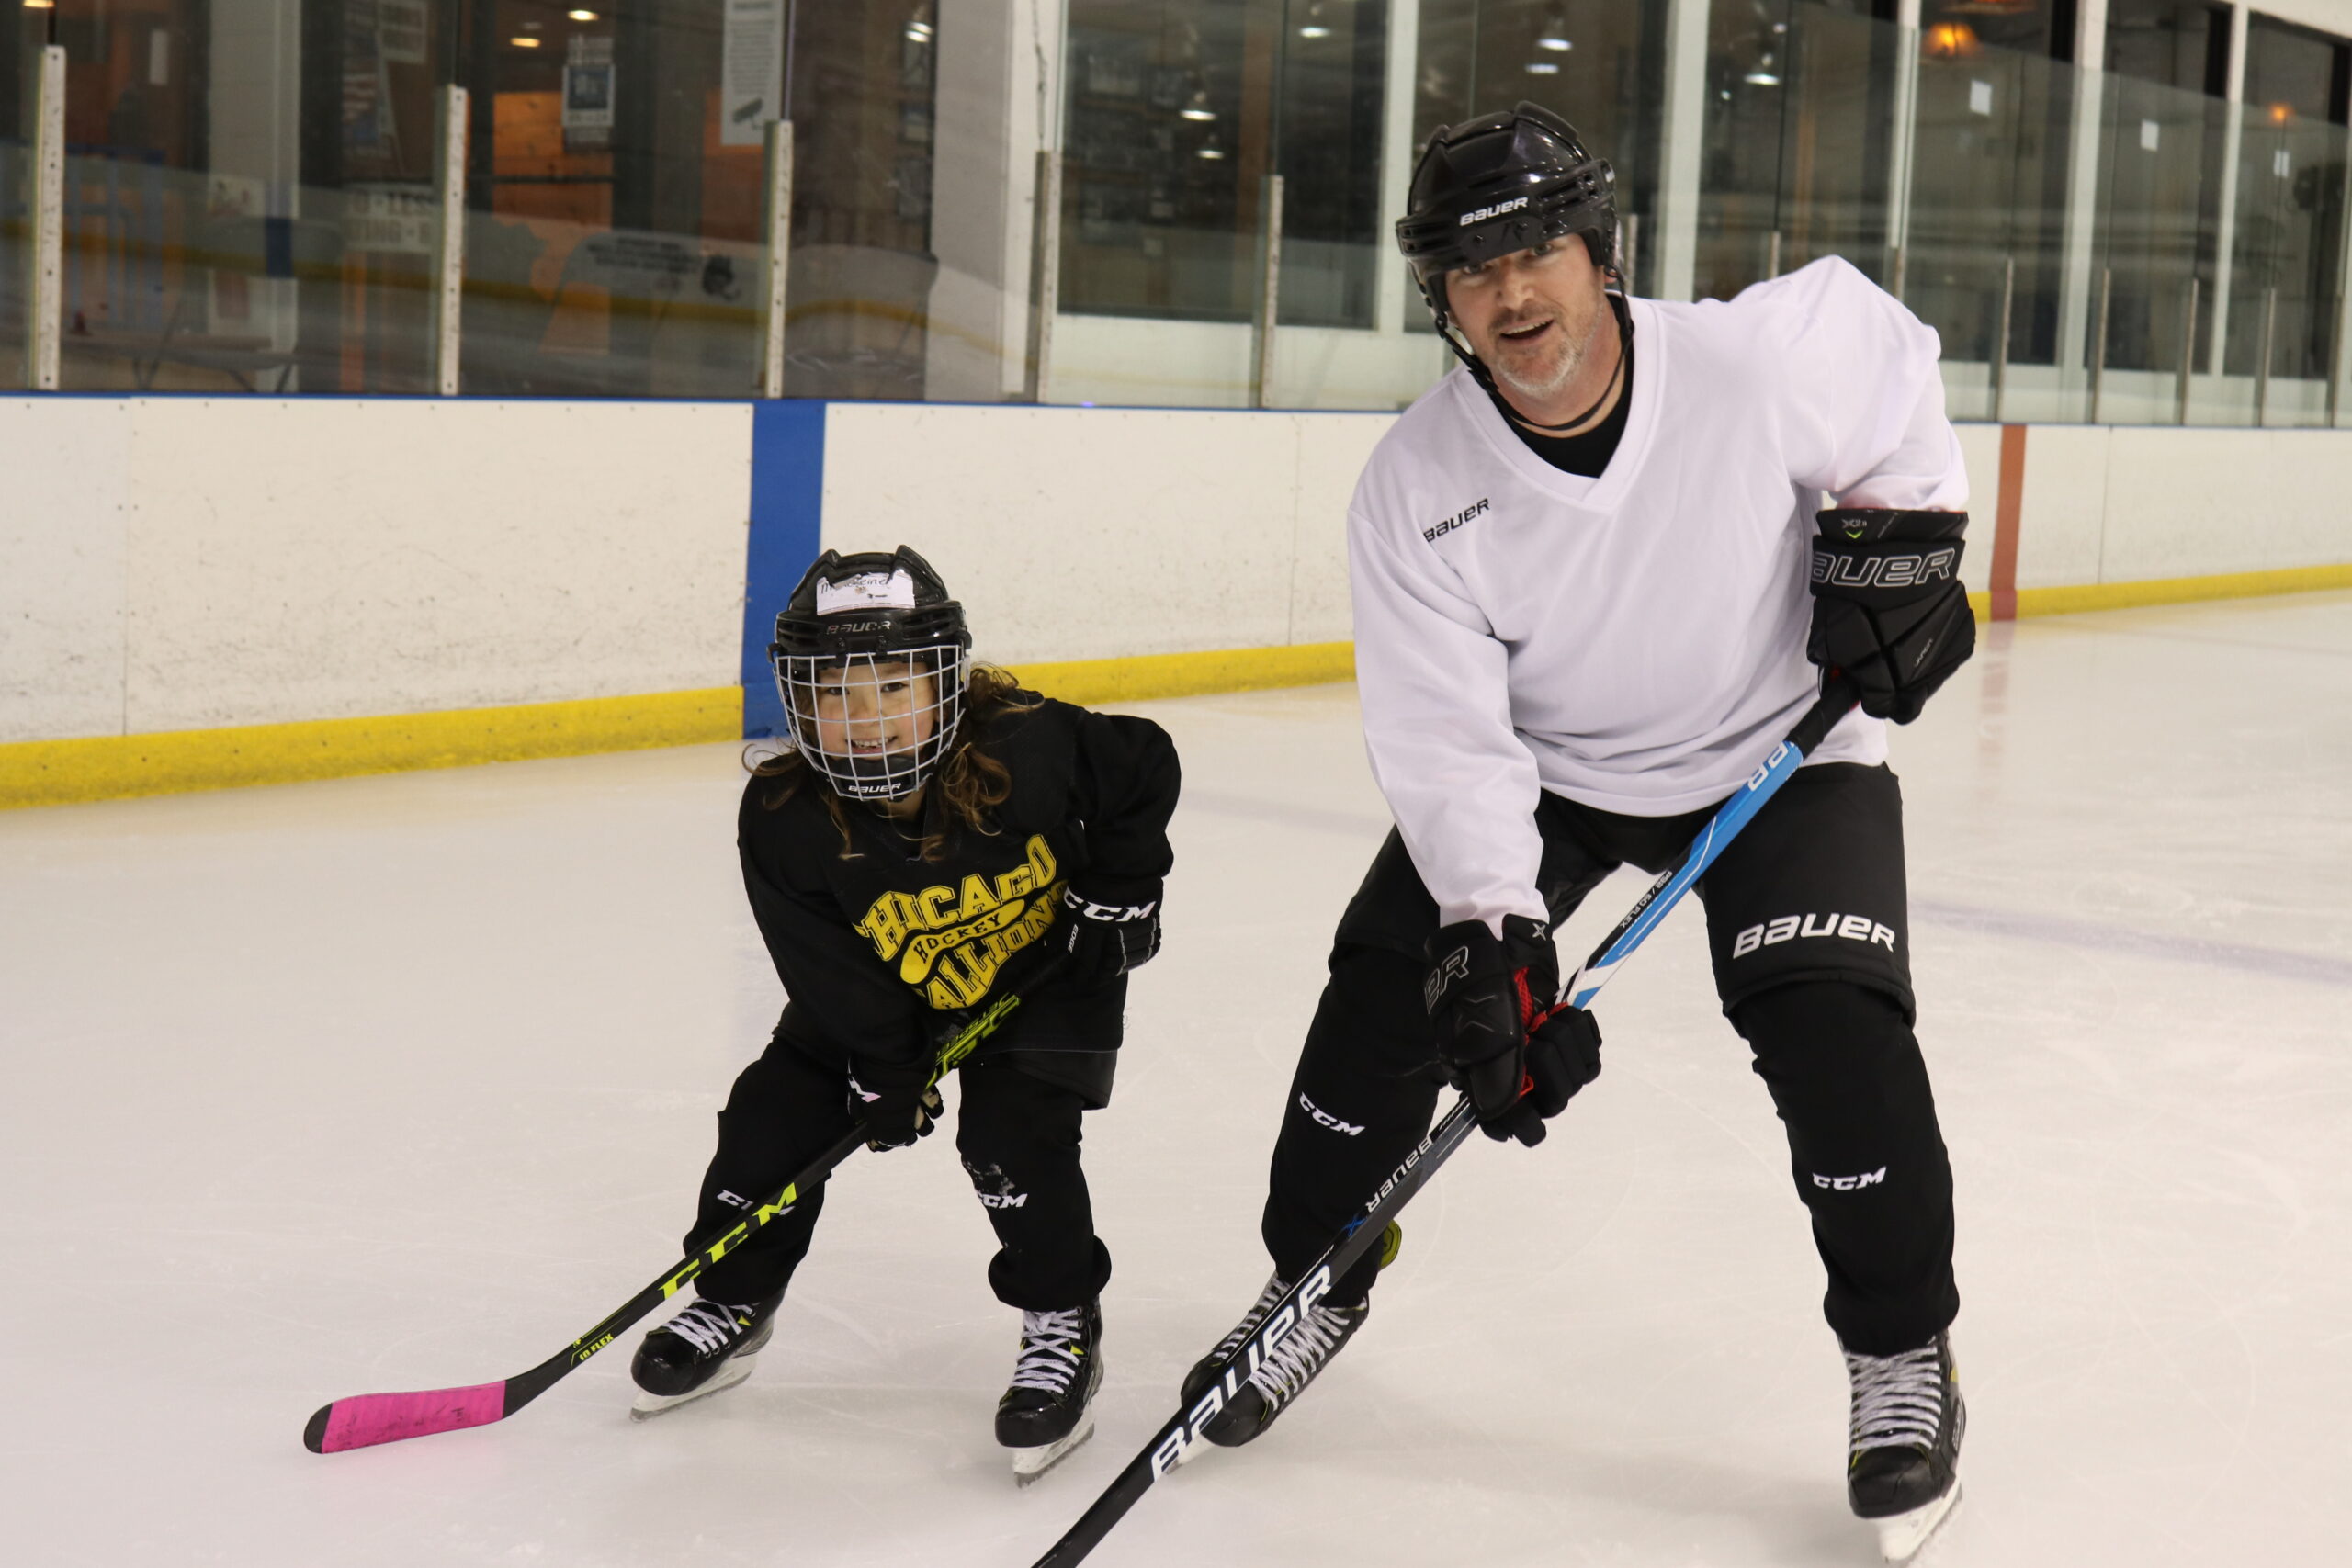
[1059,885,1164,986]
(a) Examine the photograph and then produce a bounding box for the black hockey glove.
[1057,885,1162,988]
[1423,915,1603,1147]
[847,1068,944,1152]
[1808,508,1976,724]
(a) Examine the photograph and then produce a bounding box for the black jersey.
[738,694,1179,1084]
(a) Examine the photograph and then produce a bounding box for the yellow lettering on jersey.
[848,836,1068,1008]
[959,873,1001,919]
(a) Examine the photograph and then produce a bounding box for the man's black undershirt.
[1488,293,1634,479]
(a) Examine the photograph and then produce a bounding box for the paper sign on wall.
[722,0,786,147]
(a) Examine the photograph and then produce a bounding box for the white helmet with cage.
[769,547,972,801]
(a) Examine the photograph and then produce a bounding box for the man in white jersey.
[1181,105,1976,1563]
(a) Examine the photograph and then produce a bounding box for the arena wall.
[3,398,2348,807]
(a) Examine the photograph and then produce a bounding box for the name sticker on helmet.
[1459,196,1529,227]
[816,569,918,615]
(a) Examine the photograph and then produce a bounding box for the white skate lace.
[1247,1303,1358,1405]
[666,1300,751,1358]
[1211,1278,1288,1360]
[1009,1307,1090,1394]
[1845,1342,1947,1455]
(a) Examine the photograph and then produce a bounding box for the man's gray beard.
[1493,310,1603,404]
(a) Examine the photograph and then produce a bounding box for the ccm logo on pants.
[1731,912,1896,959]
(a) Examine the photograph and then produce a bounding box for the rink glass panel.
[1057,0,1390,330]
[5,0,2352,418]
[2222,17,2348,397]
[1695,0,1902,305]
[2088,71,2227,388]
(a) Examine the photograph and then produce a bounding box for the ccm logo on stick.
[1731,912,1897,958]
[1814,1167,1887,1191]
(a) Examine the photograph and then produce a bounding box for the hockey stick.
[302,972,1052,1454]
[1027,679,1859,1568]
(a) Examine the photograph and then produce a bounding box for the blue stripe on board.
[742,401,828,738]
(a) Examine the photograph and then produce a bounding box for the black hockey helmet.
[769,547,972,801]
[1395,103,1618,386]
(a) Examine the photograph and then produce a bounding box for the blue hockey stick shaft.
[1026,678,1859,1568]
[1564,676,1858,1010]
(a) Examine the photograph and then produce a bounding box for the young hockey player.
[1185,107,1973,1562]
[631,547,1178,1484]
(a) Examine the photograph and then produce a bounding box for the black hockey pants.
[685,1031,1113,1313]
[1263,762,1959,1357]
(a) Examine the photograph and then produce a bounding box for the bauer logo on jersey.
[1424,497,1489,543]
[854,835,1064,1009]
[1730,911,1897,959]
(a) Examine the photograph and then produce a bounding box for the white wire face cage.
[774,644,970,801]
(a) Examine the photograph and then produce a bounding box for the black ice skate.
[628,1292,783,1420]
[997,1302,1103,1485]
[1178,1222,1398,1454]
[1845,1331,1966,1562]
[1187,1292,1369,1449]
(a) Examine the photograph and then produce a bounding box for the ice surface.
[5,592,2349,1566]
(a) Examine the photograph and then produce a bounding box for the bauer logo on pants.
[1731,912,1896,958]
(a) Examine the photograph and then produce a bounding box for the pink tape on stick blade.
[306,1382,507,1452]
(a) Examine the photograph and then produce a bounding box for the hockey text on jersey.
[1730,911,1897,958]
[853,833,1064,1008]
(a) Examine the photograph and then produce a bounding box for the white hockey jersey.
[1348,256,1968,932]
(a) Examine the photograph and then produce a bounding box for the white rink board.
[820,402,1387,666]
[6,396,2352,750]
[119,400,753,732]
[0,399,134,743]
[3,591,2349,1566]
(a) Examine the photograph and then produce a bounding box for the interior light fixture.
[1525,61,1561,75]
[1745,50,1781,86]
[2269,102,2293,123]
[567,8,598,19]
[1198,145,1226,160]
[1181,89,1216,122]
[1923,21,1978,60]
[905,18,934,41]
[22,0,56,10]
[1298,2,1330,39]
[511,35,542,47]
[1535,6,1570,50]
